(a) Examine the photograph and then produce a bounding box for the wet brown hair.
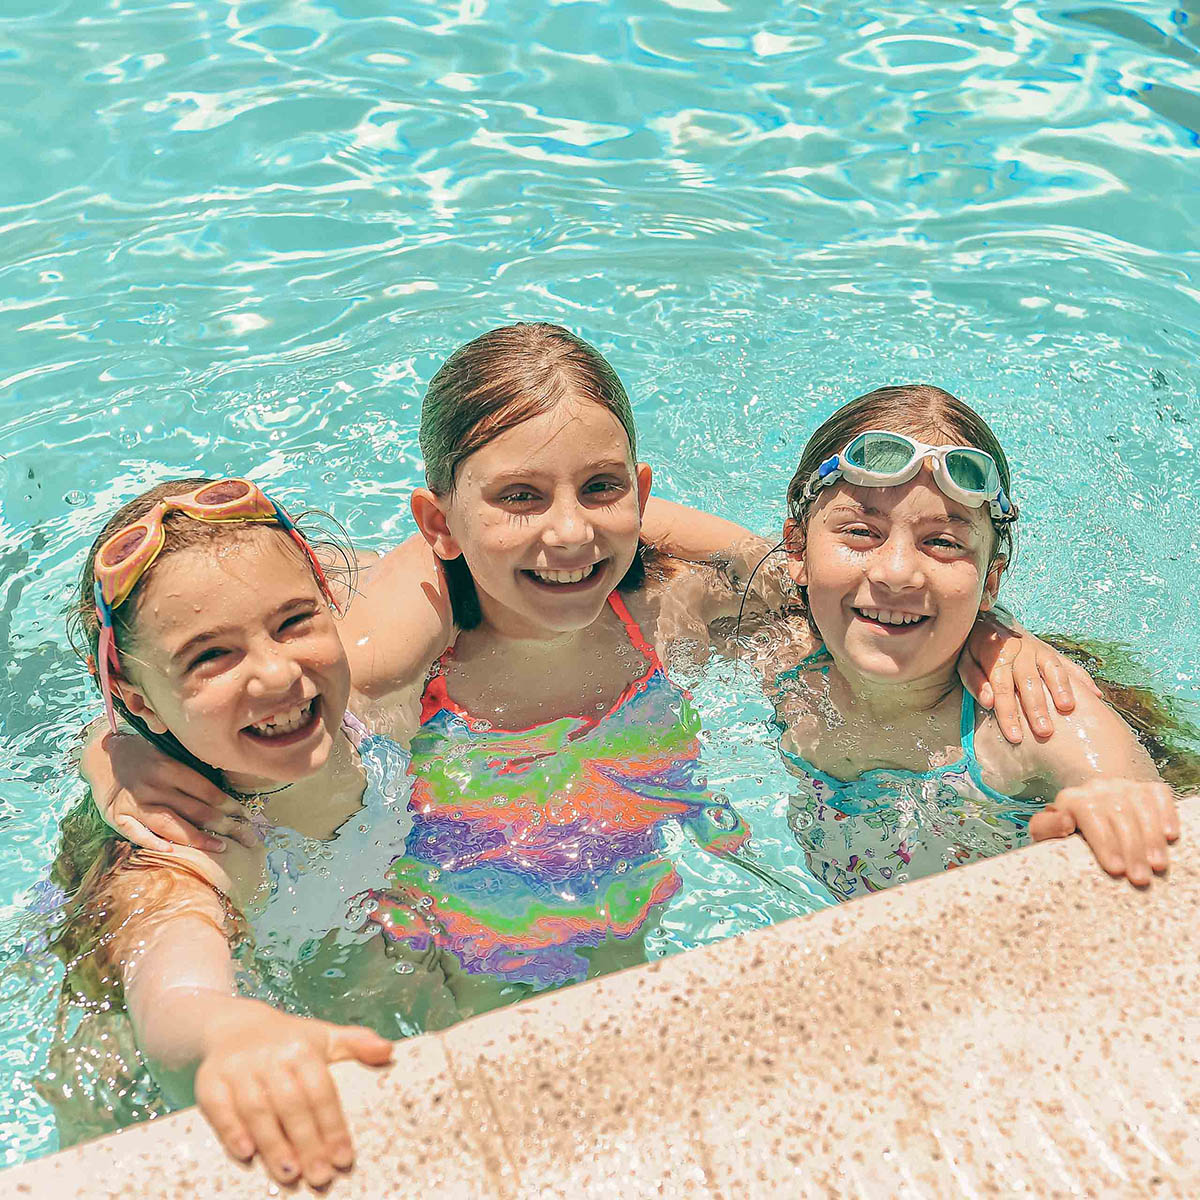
[418,322,646,628]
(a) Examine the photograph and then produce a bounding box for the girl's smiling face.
[117,529,351,791]
[789,470,1004,686]
[414,397,652,639]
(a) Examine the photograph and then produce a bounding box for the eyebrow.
[831,503,975,528]
[487,460,631,486]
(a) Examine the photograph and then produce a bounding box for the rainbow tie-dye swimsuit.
[367,593,749,990]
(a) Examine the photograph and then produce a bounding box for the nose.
[542,493,594,550]
[244,642,303,699]
[867,532,924,592]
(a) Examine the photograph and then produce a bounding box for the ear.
[635,462,653,517]
[782,518,808,587]
[410,488,461,561]
[119,679,169,735]
[980,554,1007,612]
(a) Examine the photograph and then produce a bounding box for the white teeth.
[250,698,315,737]
[858,608,927,626]
[531,565,596,585]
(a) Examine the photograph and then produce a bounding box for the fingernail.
[208,839,226,852]
[279,1162,297,1180]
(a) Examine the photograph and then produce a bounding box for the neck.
[475,593,607,652]
[827,657,960,722]
[222,726,357,799]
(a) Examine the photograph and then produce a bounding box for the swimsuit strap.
[341,710,369,748]
[775,643,832,686]
[606,591,662,671]
[418,592,662,730]
[957,688,996,790]
[958,688,977,751]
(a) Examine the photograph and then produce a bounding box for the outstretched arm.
[337,534,454,699]
[111,862,392,1188]
[641,497,800,630]
[640,498,768,565]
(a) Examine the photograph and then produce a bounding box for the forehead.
[457,398,633,485]
[128,531,316,641]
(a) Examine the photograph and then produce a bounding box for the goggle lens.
[844,432,919,473]
[100,525,152,569]
[943,448,999,495]
[193,479,253,505]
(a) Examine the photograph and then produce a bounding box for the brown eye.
[584,477,624,497]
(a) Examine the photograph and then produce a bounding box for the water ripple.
[1,0,1199,1167]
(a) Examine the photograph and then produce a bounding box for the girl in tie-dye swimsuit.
[367,591,747,1006]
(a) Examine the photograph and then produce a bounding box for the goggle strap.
[267,496,341,615]
[97,624,119,735]
[291,527,341,614]
[803,455,843,503]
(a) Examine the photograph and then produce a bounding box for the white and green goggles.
[800,430,1016,524]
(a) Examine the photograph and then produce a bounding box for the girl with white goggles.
[801,430,1017,524]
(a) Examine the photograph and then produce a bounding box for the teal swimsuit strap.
[956,689,1010,801]
[778,654,1008,799]
[775,644,832,686]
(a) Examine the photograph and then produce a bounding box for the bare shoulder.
[339,536,456,698]
[970,711,1045,798]
[1020,689,1162,785]
[131,846,256,907]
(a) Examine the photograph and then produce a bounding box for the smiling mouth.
[522,561,606,589]
[852,607,931,630]
[244,697,320,742]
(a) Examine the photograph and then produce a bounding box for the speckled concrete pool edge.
[7,798,1198,1199]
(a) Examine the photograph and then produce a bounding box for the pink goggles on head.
[91,479,339,734]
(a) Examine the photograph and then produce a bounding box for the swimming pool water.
[2,0,1198,1168]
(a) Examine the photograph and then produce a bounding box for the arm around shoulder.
[339,534,455,699]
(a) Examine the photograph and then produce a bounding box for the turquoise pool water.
[2,0,1198,1168]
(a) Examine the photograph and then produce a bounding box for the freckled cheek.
[611,502,643,539]
[936,566,987,607]
[474,516,528,554]
[808,541,868,592]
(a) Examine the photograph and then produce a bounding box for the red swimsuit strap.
[606,591,661,669]
[419,591,663,729]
